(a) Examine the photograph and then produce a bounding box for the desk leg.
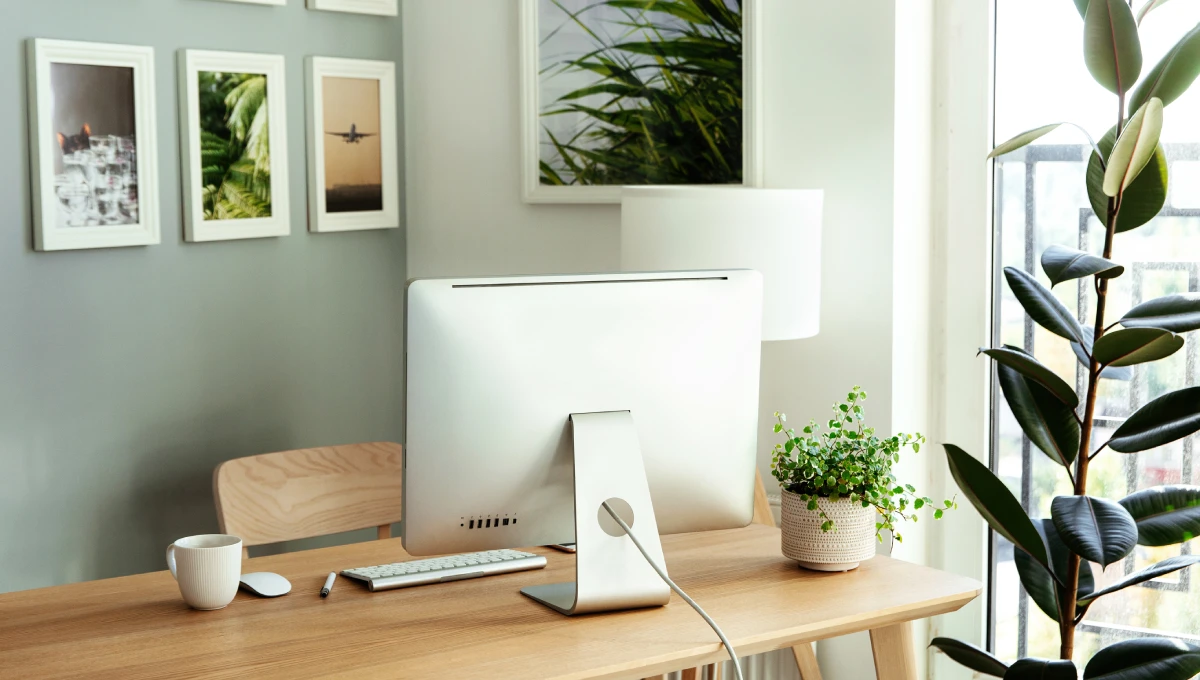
[793,642,824,680]
[870,621,918,680]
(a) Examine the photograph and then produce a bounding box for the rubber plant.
[932,1,1200,678]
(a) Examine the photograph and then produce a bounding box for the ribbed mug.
[166,534,243,610]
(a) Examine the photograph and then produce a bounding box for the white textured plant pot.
[781,491,877,572]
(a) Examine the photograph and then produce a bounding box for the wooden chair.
[645,473,823,680]
[213,442,404,560]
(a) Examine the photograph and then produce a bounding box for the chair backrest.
[213,442,403,550]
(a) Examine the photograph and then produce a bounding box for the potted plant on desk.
[770,387,954,571]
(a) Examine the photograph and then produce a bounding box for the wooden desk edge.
[551,586,982,680]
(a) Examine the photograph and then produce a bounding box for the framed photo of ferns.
[520,0,761,204]
[179,50,290,242]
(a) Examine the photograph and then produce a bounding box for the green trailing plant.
[199,71,272,220]
[933,2,1200,678]
[770,387,954,543]
[539,0,743,186]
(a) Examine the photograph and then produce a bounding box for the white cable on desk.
[601,501,745,680]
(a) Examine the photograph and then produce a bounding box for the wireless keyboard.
[341,549,547,592]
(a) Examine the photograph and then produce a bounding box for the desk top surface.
[0,524,980,680]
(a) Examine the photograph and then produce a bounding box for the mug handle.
[166,544,177,580]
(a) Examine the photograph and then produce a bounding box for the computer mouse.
[239,572,292,597]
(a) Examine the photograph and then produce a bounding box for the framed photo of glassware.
[306,57,399,232]
[179,50,290,242]
[27,39,160,251]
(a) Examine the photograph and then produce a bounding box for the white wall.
[404,2,901,678]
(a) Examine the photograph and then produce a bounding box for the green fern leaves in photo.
[539,0,743,186]
[933,1,1200,678]
[198,71,271,221]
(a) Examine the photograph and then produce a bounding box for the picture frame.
[306,57,400,232]
[306,0,398,16]
[179,50,290,242]
[519,0,762,204]
[27,39,160,251]
[206,0,287,5]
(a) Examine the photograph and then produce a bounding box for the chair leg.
[241,546,250,561]
[377,524,391,540]
[793,642,823,680]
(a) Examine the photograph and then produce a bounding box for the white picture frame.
[206,0,287,5]
[179,50,290,242]
[27,39,160,251]
[306,57,400,232]
[519,0,762,204]
[306,0,397,16]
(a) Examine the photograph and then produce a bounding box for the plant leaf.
[1121,293,1200,332]
[1119,485,1200,545]
[1094,327,1184,367]
[983,346,1080,408]
[1083,637,1200,680]
[1084,0,1143,94]
[1050,495,1138,567]
[1041,245,1125,288]
[1087,124,1168,233]
[1130,22,1200,111]
[998,363,1081,468]
[1014,519,1094,622]
[1072,326,1135,380]
[1104,99,1164,196]
[1005,658,1078,680]
[1109,386,1200,453]
[1078,555,1200,605]
[1004,267,1086,344]
[930,638,1009,678]
[944,444,1051,570]
[1075,0,1090,18]
[989,124,1064,159]
[1136,0,1172,24]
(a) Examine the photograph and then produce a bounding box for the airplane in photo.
[326,124,376,144]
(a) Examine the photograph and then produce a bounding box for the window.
[991,0,1200,663]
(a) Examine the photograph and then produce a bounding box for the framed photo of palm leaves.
[520,0,761,204]
[179,50,290,242]
[306,57,400,232]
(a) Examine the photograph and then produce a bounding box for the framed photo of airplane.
[179,49,290,242]
[305,56,399,232]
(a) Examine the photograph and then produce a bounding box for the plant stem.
[1060,94,1126,661]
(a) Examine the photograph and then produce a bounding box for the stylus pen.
[320,572,337,598]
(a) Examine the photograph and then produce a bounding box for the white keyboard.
[341,549,547,591]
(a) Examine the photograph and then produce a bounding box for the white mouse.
[239,572,292,597]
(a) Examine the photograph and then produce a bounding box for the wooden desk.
[0,524,979,679]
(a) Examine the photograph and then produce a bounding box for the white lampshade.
[620,186,823,341]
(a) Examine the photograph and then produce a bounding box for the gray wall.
[0,1,406,593]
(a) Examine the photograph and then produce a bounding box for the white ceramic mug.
[166,534,243,610]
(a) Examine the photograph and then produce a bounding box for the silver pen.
[320,572,336,598]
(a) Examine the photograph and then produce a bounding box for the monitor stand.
[521,411,672,615]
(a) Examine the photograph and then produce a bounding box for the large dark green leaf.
[1014,519,1095,622]
[1109,387,1200,453]
[1078,555,1200,605]
[945,444,1051,570]
[930,638,1009,678]
[1084,0,1143,94]
[1121,293,1200,332]
[1119,485,1200,545]
[998,363,1081,468]
[1103,98,1164,197]
[1073,326,1134,381]
[1093,328,1184,367]
[1050,495,1138,567]
[1083,638,1200,680]
[1087,125,1168,233]
[1130,22,1200,111]
[983,346,1079,408]
[1041,245,1124,288]
[1004,267,1086,344]
[1005,658,1078,680]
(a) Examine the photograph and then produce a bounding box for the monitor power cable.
[601,501,745,680]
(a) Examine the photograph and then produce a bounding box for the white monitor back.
[402,271,763,556]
